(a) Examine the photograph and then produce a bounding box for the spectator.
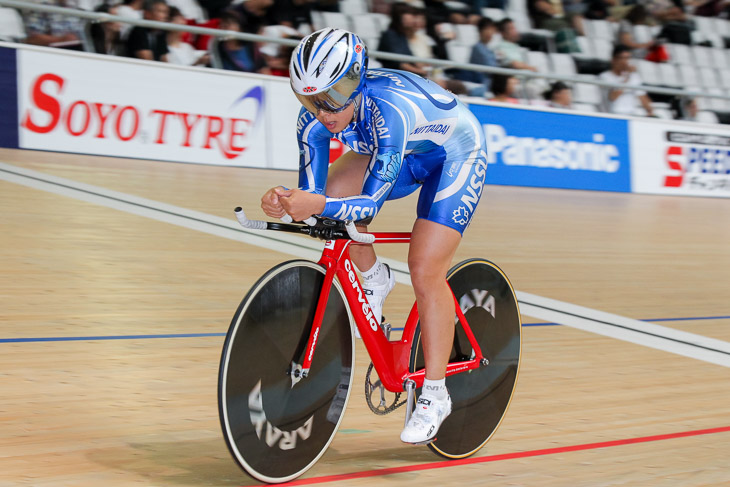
[616,5,655,59]
[126,0,170,61]
[89,4,125,56]
[377,3,432,77]
[116,0,144,39]
[678,97,699,121]
[424,0,472,25]
[198,0,233,19]
[489,74,520,103]
[646,0,692,45]
[23,0,84,48]
[544,81,573,108]
[118,0,145,19]
[258,24,300,76]
[444,0,483,25]
[409,7,438,60]
[272,0,316,34]
[494,18,538,72]
[527,0,584,37]
[167,7,210,65]
[691,0,730,17]
[215,9,258,71]
[231,0,276,35]
[584,0,618,20]
[453,17,498,92]
[599,44,655,117]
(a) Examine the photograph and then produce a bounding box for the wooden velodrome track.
[1,146,729,486]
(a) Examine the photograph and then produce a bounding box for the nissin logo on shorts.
[469,105,631,192]
[484,124,620,173]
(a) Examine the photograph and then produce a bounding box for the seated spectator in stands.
[409,7,439,60]
[494,18,538,72]
[528,0,584,36]
[118,0,145,20]
[198,0,233,19]
[544,81,573,109]
[489,74,520,103]
[377,3,432,78]
[167,7,210,65]
[90,4,125,56]
[424,0,472,25]
[646,0,693,45]
[691,0,730,17]
[127,0,170,61]
[584,0,618,20]
[616,5,656,59]
[258,24,300,76]
[444,0,482,25]
[678,97,699,121]
[22,0,84,48]
[272,0,316,35]
[599,45,655,117]
[215,9,258,72]
[232,0,276,35]
[453,17,498,92]
[117,0,144,39]
[645,0,687,22]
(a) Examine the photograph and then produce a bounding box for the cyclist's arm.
[296,109,332,194]
[319,97,412,222]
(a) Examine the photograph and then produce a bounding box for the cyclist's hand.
[261,186,287,218]
[275,188,326,222]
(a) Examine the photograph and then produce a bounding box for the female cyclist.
[260,28,488,445]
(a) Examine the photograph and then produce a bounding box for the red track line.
[241,425,730,486]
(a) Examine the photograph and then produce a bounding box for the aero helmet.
[290,28,368,114]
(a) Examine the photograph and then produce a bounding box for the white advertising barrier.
[630,118,730,198]
[17,47,302,169]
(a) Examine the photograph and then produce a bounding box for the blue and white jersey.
[296,68,488,233]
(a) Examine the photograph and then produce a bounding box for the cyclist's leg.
[410,110,488,379]
[408,220,461,380]
[325,150,375,270]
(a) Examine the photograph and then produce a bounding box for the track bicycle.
[218,208,522,483]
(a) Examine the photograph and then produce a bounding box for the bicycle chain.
[364,362,407,415]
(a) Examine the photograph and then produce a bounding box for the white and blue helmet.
[289,28,368,114]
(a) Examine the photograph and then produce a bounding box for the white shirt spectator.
[167,42,207,65]
[116,4,142,39]
[598,69,646,116]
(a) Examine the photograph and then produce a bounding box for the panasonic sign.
[484,124,620,173]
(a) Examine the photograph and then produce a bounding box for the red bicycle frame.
[299,232,486,393]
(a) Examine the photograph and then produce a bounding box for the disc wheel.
[409,259,521,458]
[218,261,354,483]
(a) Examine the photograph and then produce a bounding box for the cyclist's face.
[316,103,355,134]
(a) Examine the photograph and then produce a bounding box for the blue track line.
[0,333,226,343]
[1,316,728,343]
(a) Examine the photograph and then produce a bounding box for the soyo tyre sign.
[630,119,730,198]
[468,104,631,192]
[17,49,269,166]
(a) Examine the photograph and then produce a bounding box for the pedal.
[405,438,436,446]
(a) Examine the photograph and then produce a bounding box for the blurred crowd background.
[2,0,730,122]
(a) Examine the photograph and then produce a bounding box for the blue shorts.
[386,109,488,234]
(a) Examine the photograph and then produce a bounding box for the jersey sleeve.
[320,95,413,223]
[296,108,332,194]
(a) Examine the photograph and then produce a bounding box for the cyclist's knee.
[408,257,448,294]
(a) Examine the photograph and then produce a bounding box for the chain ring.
[364,362,406,415]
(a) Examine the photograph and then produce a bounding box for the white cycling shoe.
[400,393,452,444]
[356,264,395,338]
